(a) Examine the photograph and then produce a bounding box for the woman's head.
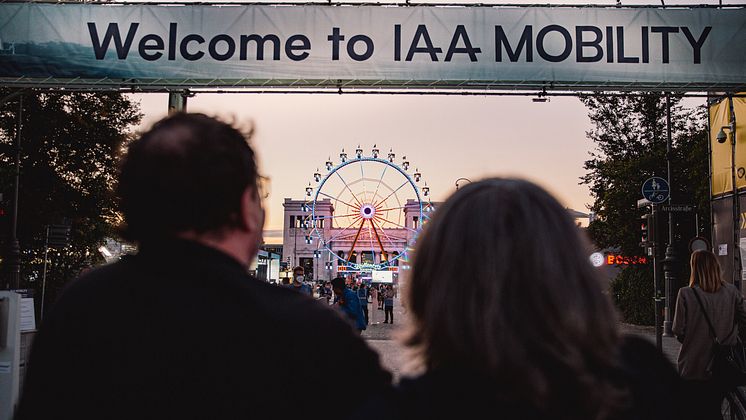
[689,250,723,292]
[404,178,623,416]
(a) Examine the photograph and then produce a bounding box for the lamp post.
[455,178,471,191]
[662,94,676,337]
[717,96,739,288]
[5,95,22,290]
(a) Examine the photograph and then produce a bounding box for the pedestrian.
[370,284,378,309]
[358,282,369,325]
[332,277,366,333]
[291,266,312,296]
[323,281,332,304]
[673,249,746,419]
[15,113,391,420]
[394,178,684,420]
[383,284,395,324]
[378,284,385,310]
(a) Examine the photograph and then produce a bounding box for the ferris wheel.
[303,145,430,271]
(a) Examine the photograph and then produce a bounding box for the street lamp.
[455,177,472,190]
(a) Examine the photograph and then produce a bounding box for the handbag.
[692,287,746,387]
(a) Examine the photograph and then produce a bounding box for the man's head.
[117,113,264,261]
[292,266,304,284]
[331,277,346,296]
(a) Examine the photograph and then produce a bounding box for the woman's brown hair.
[689,250,723,293]
[403,178,626,419]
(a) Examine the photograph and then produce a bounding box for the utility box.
[0,291,20,420]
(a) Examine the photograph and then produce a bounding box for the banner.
[711,95,746,196]
[1,3,745,90]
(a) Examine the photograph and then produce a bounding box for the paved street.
[362,294,410,380]
[360,295,682,383]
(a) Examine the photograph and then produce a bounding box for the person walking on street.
[332,277,367,333]
[370,285,378,311]
[291,266,312,296]
[393,178,684,420]
[358,283,370,325]
[378,285,385,310]
[673,250,746,420]
[383,284,395,324]
[15,113,391,420]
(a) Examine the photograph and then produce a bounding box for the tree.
[581,93,709,324]
[0,90,141,313]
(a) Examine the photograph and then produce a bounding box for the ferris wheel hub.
[359,204,376,220]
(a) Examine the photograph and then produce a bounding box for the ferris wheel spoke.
[375,205,408,212]
[372,219,405,245]
[374,181,409,208]
[372,164,388,202]
[327,215,362,242]
[313,213,360,220]
[348,219,366,258]
[373,214,418,232]
[369,220,387,256]
[367,222,376,263]
[318,191,357,210]
[360,162,369,204]
[335,171,364,207]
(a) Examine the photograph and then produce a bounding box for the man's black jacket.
[16,239,391,419]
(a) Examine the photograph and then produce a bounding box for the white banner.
[0,3,744,90]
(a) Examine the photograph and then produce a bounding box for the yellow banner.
[711,95,746,196]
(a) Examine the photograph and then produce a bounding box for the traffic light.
[640,213,655,248]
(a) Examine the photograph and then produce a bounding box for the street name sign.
[660,205,695,212]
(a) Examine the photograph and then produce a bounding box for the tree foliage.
[581,93,710,324]
[0,90,141,311]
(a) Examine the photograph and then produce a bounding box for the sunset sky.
[130,0,741,243]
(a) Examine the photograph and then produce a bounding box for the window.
[361,251,375,265]
[299,257,314,280]
[413,216,419,229]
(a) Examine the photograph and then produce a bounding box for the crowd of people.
[14,113,746,420]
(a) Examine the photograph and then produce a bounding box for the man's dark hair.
[117,113,258,242]
[331,277,346,291]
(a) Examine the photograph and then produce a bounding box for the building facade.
[282,198,435,280]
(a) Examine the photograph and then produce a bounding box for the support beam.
[167,90,191,113]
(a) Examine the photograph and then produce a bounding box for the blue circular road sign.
[641,177,670,204]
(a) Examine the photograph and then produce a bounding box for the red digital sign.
[606,254,647,265]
